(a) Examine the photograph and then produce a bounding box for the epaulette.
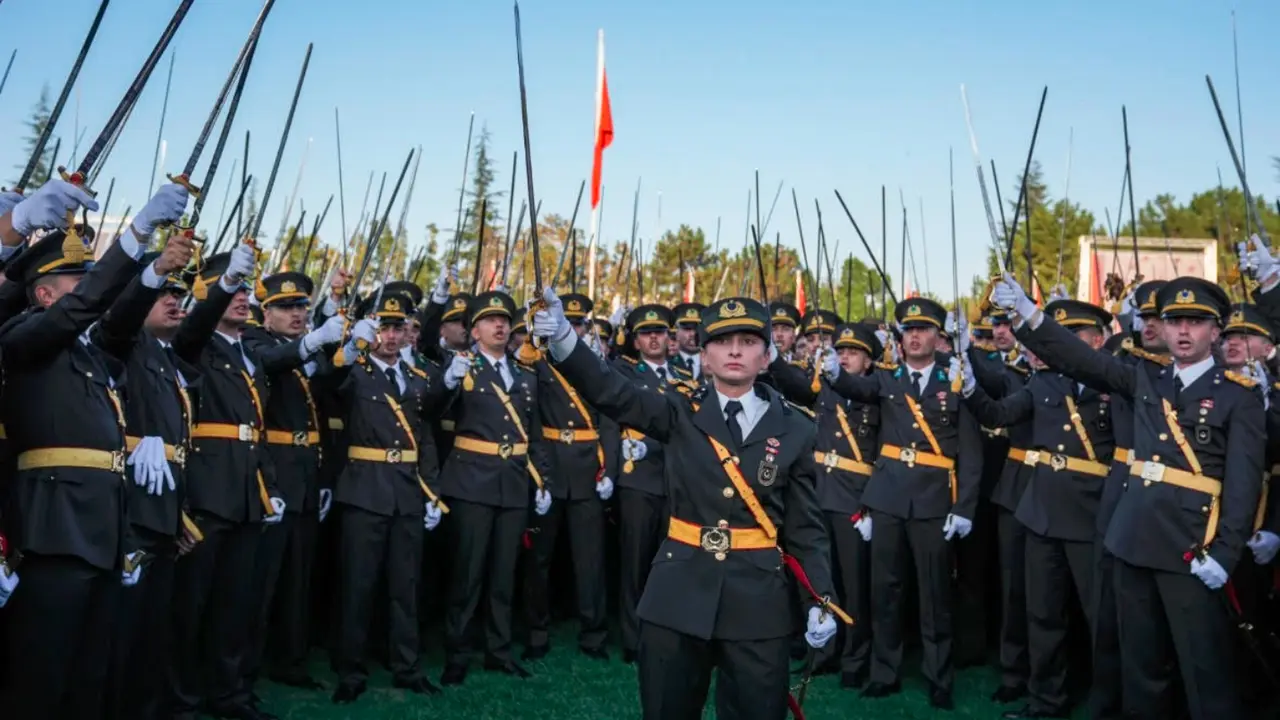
[1272,381,1280,393]
[787,401,816,419]
[1225,370,1257,389]
[972,340,996,352]
[875,361,898,371]
[691,384,710,404]
[515,361,537,374]
[1008,363,1030,376]
[1121,338,1172,366]
[789,358,809,369]
[620,355,637,365]
[409,365,428,379]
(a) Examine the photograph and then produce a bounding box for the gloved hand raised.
[432,263,458,303]
[224,242,257,284]
[530,287,573,343]
[132,183,190,236]
[443,351,471,390]
[992,273,1037,319]
[303,314,346,355]
[9,178,100,236]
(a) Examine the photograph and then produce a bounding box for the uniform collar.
[1172,355,1215,389]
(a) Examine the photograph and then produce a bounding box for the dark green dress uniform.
[240,272,328,691]
[549,297,837,720]
[611,304,682,662]
[523,293,611,656]
[964,299,1117,717]
[769,301,801,358]
[440,292,553,684]
[169,252,282,718]
[966,331,1033,702]
[1016,278,1263,720]
[671,302,705,381]
[94,257,202,720]
[770,322,882,687]
[325,291,446,700]
[0,229,149,718]
[827,297,983,701]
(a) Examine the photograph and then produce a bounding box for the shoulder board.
[673,383,694,396]
[875,361,898,371]
[789,358,810,369]
[515,362,537,373]
[691,384,710,404]
[620,355,637,365]
[358,356,370,369]
[672,365,694,379]
[1129,346,1172,366]
[972,340,996,352]
[1272,381,1280,392]
[787,401,816,419]
[673,378,700,392]
[1008,363,1030,376]
[409,366,428,379]
[1225,370,1257,388]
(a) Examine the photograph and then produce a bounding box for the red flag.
[1089,246,1103,306]
[794,268,806,311]
[590,32,613,210]
[682,267,695,302]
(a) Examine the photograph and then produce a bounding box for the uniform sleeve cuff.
[218,275,240,294]
[117,227,147,261]
[0,243,20,262]
[140,263,165,289]
[550,331,578,362]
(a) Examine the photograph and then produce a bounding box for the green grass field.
[253,626,1090,720]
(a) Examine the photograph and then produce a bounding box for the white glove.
[1240,236,1278,277]
[609,305,627,327]
[955,316,972,355]
[0,565,18,608]
[804,606,838,648]
[263,497,286,524]
[319,488,332,523]
[132,183,190,235]
[596,475,614,501]
[992,273,1037,319]
[534,488,552,516]
[1189,555,1228,590]
[224,242,257,284]
[621,438,647,463]
[531,287,573,343]
[431,263,458,303]
[350,318,378,346]
[122,551,144,587]
[943,513,972,541]
[8,178,100,236]
[1130,312,1146,334]
[127,436,175,496]
[854,514,872,542]
[874,329,889,349]
[945,311,957,336]
[302,314,345,354]
[768,340,779,364]
[1121,286,1139,316]
[0,190,24,217]
[1244,359,1270,388]
[1050,284,1069,302]
[950,356,975,397]
[1248,531,1280,565]
[821,346,840,381]
[424,501,443,531]
[443,351,471,390]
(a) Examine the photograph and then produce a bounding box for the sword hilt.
[166,172,203,199]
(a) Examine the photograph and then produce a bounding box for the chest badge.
[1194,425,1211,445]
[758,451,778,486]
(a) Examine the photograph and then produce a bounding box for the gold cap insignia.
[385,298,401,313]
[567,299,582,312]
[840,328,854,340]
[281,280,297,294]
[1175,289,1195,305]
[489,296,504,307]
[1230,310,1245,325]
[907,304,921,317]
[684,308,700,320]
[719,300,746,319]
[645,310,659,321]
[1146,291,1157,306]
[774,308,786,317]
[453,298,466,309]
[1054,308,1067,322]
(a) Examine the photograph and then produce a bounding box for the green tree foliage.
[11,84,53,188]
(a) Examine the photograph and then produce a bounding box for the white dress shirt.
[216,330,255,375]
[480,349,513,390]
[718,388,767,441]
[1172,355,1215,391]
[158,338,188,387]
[369,354,406,394]
[903,362,935,395]
[680,351,701,378]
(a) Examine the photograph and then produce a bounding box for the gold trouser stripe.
[18,447,125,473]
[1129,460,1221,548]
[453,436,529,457]
[347,446,420,463]
[668,517,776,550]
[1018,449,1110,478]
[265,430,321,447]
[880,444,955,471]
[124,436,186,465]
[192,423,261,442]
[540,427,600,443]
[813,450,873,476]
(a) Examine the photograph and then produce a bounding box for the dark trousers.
[618,488,668,653]
[1089,535,1122,719]
[444,500,524,665]
[1025,530,1093,713]
[269,512,319,678]
[816,511,871,676]
[638,621,791,720]
[1114,558,1242,720]
[953,499,994,665]
[108,530,176,720]
[868,511,953,690]
[2,554,118,720]
[242,514,291,691]
[335,505,424,686]
[996,507,1029,691]
[169,515,260,714]
[524,496,608,650]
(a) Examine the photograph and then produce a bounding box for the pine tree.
[12,84,53,188]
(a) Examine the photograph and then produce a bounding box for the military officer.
[169,245,286,720]
[0,180,189,718]
[437,291,552,685]
[241,272,346,692]
[995,274,1264,720]
[531,291,841,720]
[770,322,883,689]
[801,308,839,351]
[326,291,446,704]
[960,299,1117,719]
[523,292,613,660]
[671,302,705,379]
[822,297,983,709]
[769,301,801,359]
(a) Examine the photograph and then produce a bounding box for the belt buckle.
[1050,453,1068,472]
[292,430,308,446]
[237,424,254,442]
[173,446,187,466]
[559,428,575,444]
[899,447,917,467]
[386,448,403,463]
[1140,461,1165,483]
[699,526,731,554]
[498,443,513,460]
[1023,450,1041,467]
[822,451,840,469]
[111,451,126,474]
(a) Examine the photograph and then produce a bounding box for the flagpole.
[587,29,605,302]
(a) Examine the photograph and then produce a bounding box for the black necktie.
[227,341,247,370]
[386,368,401,398]
[910,371,922,398]
[656,366,667,381]
[164,345,180,370]
[1173,375,1184,403]
[724,400,744,450]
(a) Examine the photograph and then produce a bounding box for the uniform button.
[1201,506,1209,513]
[1152,455,1161,462]
[1159,433,1168,441]
[723,487,734,498]
[503,415,509,420]
[1057,445,1065,451]
[568,420,576,428]
[911,423,919,429]
[1199,408,1208,416]
[717,519,729,529]
[86,371,93,378]
[1143,480,1151,487]
[394,441,401,446]
[666,552,673,559]
[835,431,842,438]
[1063,424,1072,431]
[714,552,727,562]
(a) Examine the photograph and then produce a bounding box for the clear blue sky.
[1,0,1277,296]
